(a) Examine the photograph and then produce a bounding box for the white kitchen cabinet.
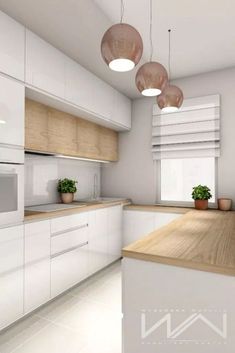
[0,225,24,330]
[25,30,66,98]
[112,90,132,129]
[0,11,25,81]
[65,57,96,112]
[123,210,181,247]
[0,75,24,146]
[24,220,51,313]
[51,243,89,297]
[107,205,123,263]
[51,213,89,297]
[92,77,114,120]
[88,208,108,275]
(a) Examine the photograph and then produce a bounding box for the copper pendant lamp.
[157,30,183,112]
[135,0,168,96]
[101,0,143,72]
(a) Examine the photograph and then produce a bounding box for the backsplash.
[25,154,101,206]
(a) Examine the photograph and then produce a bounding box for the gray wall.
[101,67,235,205]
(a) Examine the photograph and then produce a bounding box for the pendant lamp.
[101,0,143,72]
[157,30,183,112]
[135,0,168,96]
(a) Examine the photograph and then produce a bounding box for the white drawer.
[51,224,88,256]
[50,212,88,235]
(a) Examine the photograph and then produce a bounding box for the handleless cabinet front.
[0,75,24,146]
[0,11,25,81]
[24,220,51,313]
[26,30,66,98]
[0,225,24,330]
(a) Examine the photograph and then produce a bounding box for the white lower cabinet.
[24,220,51,313]
[88,208,108,275]
[0,225,24,330]
[107,205,123,263]
[123,210,181,247]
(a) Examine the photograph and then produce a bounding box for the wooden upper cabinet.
[25,99,118,162]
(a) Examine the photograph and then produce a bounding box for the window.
[159,157,216,204]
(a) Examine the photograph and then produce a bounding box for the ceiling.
[0,0,234,98]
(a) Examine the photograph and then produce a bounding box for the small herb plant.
[57,178,77,194]
[192,185,212,200]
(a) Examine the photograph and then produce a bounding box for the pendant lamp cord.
[120,0,124,23]
[168,29,171,80]
[149,0,153,61]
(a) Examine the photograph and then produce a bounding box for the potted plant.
[192,185,212,210]
[57,178,77,204]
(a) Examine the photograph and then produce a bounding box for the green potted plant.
[192,185,212,210]
[57,178,77,204]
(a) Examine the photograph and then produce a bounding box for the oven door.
[0,164,24,226]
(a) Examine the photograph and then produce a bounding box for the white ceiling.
[0,0,234,98]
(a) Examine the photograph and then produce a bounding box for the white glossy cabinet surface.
[88,208,108,275]
[24,220,51,313]
[0,11,25,81]
[51,244,89,297]
[107,205,123,263]
[93,77,114,120]
[0,225,24,330]
[65,57,96,112]
[0,75,24,146]
[113,90,132,129]
[123,210,181,247]
[26,30,66,98]
[50,212,88,235]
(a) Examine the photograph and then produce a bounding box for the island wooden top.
[122,209,235,277]
[25,200,130,222]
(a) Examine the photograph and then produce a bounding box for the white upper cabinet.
[92,76,114,120]
[25,30,66,98]
[112,90,132,129]
[0,11,25,81]
[0,225,24,330]
[0,75,24,147]
[65,57,96,112]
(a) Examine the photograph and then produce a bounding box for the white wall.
[25,154,100,206]
[101,67,235,206]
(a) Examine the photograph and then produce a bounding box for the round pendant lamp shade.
[157,85,184,112]
[101,23,143,72]
[135,62,168,96]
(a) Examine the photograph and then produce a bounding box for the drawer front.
[51,244,89,297]
[51,212,88,235]
[51,224,88,256]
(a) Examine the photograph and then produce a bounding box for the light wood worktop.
[124,204,190,214]
[25,200,130,222]
[122,209,235,277]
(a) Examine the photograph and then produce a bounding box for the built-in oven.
[0,145,24,227]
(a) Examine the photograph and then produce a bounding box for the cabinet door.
[0,225,24,330]
[107,205,123,264]
[92,77,114,120]
[26,30,65,98]
[0,11,25,81]
[88,209,108,275]
[0,75,24,146]
[24,220,51,313]
[65,58,95,112]
[112,90,131,129]
[51,243,89,298]
[154,213,181,229]
[123,211,155,247]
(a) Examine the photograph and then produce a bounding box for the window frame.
[155,158,218,208]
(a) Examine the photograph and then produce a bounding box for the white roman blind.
[152,94,220,160]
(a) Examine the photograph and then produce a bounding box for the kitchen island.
[122,208,235,353]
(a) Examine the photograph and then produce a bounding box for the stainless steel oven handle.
[51,223,89,237]
[51,241,89,259]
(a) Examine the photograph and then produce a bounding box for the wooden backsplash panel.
[25,99,118,161]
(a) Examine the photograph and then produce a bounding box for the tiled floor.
[0,261,122,353]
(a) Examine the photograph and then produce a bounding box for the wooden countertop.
[124,204,190,214]
[25,200,130,222]
[122,209,235,277]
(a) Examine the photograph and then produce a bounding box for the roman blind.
[152,94,220,160]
